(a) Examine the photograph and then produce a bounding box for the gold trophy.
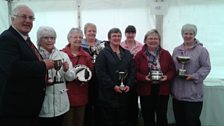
[176,56,190,77]
[53,59,64,83]
[118,71,128,89]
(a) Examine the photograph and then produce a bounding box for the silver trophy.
[89,42,105,63]
[150,70,163,84]
[150,70,163,81]
[53,59,64,83]
[176,56,190,77]
[118,71,128,88]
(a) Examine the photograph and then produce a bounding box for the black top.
[95,42,135,108]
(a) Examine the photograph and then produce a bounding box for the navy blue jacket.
[0,26,47,117]
[95,42,135,108]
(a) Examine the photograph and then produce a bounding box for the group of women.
[36,23,211,126]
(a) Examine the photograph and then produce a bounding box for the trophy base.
[53,81,64,84]
[178,74,188,79]
[152,80,160,84]
[53,77,64,84]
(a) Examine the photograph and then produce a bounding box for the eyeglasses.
[42,36,56,40]
[14,15,35,21]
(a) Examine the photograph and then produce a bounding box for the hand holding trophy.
[176,56,190,77]
[118,71,128,91]
[149,70,163,84]
[72,64,92,86]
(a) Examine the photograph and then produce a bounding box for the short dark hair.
[125,25,136,33]
[108,28,122,39]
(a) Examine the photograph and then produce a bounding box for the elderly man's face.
[12,6,34,36]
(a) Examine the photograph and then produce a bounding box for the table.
[167,78,224,126]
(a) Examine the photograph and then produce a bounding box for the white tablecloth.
[167,78,224,126]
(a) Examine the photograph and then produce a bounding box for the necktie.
[26,37,48,84]
[26,37,42,61]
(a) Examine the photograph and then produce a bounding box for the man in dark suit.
[0,5,54,126]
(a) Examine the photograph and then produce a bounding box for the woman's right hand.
[145,74,151,81]
[44,59,54,70]
[114,85,123,93]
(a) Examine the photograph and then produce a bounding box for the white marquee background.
[0,0,224,80]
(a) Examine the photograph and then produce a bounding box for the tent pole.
[76,0,81,29]
[6,0,13,25]
[155,15,163,46]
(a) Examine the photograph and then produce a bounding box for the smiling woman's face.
[39,33,56,52]
[182,30,195,44]
[69,32,83,48]
[145,32,160,50]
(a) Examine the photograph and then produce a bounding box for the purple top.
[171,39,211,102]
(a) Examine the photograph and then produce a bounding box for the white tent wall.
[163,0,224,79]
[0,1,9,32]
[1,0,224,80]
[6,0,153,48]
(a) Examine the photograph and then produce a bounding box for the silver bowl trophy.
[89,42,105,63]
[53,59,64,83]
[118,71,128,89]
[150,70,163,84]
[72,64,92,86]
[176,56,190,77]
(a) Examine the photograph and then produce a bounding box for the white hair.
[36,26,56,47]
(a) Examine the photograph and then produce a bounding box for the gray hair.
[144,29,161,43]
[11,5,34,19]
[67,28,83,41]
[36,26,56,47]
[181,24,197,36]
[84,23,97,34]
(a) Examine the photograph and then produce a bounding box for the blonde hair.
[144,29,161,43]
[84,23,97,34]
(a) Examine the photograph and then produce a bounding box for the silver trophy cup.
[53,59,64,83]
[89,42,105,63]
[118,72,128,88]
[176,56,190,77]
[150,70,163,84]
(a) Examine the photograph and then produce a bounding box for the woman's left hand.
[160,75,167,81]
[186,74,193,80]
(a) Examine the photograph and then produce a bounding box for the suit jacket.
[0,26,47,117]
